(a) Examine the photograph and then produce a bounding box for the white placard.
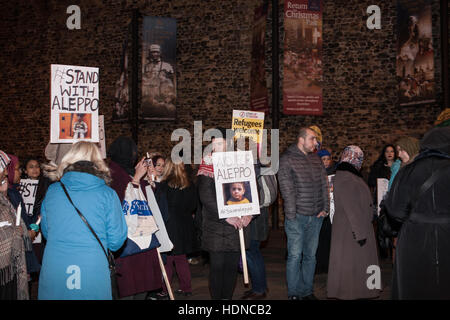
[328,174,335,224]
[98,115,106,159]
[19,179,41,243]
[50,64,99,143]
[212,151,260,219]
[145,185,174,253]
[377,178,389,216]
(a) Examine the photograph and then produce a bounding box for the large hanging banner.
[212,151,260,219]
[141,16,177,121]
[283,0,323,115]
[250,2,269,113]
[50,64,99,143]
[396,0,435,106]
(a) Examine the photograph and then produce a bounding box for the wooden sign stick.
[156,248,175,300]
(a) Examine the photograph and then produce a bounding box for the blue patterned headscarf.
[340,145,364,170]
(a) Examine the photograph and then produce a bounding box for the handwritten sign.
[50,64,99,143]
[212,151,260,219]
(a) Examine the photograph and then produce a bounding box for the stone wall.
[0,0,445,175]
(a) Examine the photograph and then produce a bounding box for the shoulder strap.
[411,160,450,211]
[60,182,109,260]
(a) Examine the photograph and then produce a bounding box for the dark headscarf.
[7,154,19,187]
[420,127,450,155]
[107,136,138,176]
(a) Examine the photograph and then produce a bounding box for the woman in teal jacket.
[38,142,127,300]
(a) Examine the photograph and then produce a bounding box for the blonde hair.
[161,158,190,189]
[48,141,110,181]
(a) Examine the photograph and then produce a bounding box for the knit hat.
[395,136,420,158]
[434,108,450,127]
[317,149,331,158]
[340,145,364,170]
[309,125,322,144]
[0,150,10,173]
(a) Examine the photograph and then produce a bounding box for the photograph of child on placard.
[223,181,252,206]
[59,113,92,140]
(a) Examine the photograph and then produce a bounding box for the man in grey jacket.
[278,127,329,300]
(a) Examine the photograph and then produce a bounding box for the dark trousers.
[208,251,240,300]
[163,254,192,293]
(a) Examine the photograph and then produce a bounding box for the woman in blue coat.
[38,142,127,300]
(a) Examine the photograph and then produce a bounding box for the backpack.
[257,167,278,208]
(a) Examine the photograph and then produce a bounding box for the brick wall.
[0,0,445,176]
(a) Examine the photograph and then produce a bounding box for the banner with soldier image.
[141,16,177,121]
[396,0,435,106]
[50,64,99,143]
[283,0,323,115]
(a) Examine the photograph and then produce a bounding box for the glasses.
[0,173,8,185]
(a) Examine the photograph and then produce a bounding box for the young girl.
[22,157,41,180]
[226,182,250,205]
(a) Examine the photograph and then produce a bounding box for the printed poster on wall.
[283,0,323,115]
[396,0,435,106]
[212,151,260,219]
[250,2,269,113]
[50,64,99,143]
[231,110,265,157]
[141,16,177,121]
[18,179,41,243]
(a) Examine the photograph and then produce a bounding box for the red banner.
[283,0,323,115]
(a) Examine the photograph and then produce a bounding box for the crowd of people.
[0,108,449,300]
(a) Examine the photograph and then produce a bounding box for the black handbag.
[60,182,120,300]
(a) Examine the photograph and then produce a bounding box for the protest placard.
[377,178,389,216]
[212,151,260,219]
[50,64,99,143]
[231,110,264,156]
[19,179,41,243]
[98,115,106,159]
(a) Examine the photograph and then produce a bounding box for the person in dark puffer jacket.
[278,127,329,300]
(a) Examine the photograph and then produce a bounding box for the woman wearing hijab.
[327,146,380,300]
[107,136,163,299]
[0,151,29,300]
[385,127,450,299]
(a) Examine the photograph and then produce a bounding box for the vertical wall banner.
[396,0,435,106]
[250,2,269,113]
[212,151,260,219]
[231,110,265,156]
[283,0,323,115]
[50,64,99,143]
[112,28,130,122]
[141,16,177,121]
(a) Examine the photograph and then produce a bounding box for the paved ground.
[30,228,393,300]
[175,228,393,301]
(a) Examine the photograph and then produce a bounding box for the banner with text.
[232,110,265,157]
[19,179,41,243]
[50,64,99,143]
[283,0,323,115]
[212,151,260,219]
